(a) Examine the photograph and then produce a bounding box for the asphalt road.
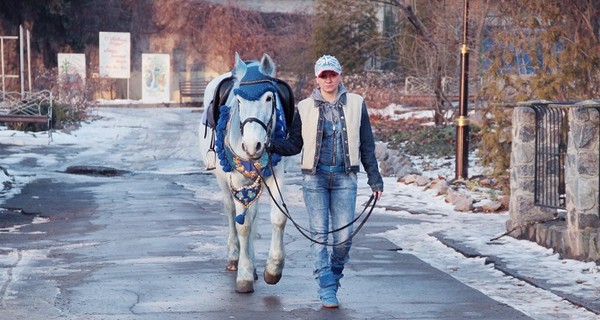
[0,107,532,319]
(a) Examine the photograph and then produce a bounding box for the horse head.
[228,53,279,160]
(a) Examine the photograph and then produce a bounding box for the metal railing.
[528,101,600,213]
[529,103,568,210]
[0,90,53,116]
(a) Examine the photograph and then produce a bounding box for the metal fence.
[529,103,568,210]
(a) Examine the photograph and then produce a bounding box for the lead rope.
[255,160,378,247]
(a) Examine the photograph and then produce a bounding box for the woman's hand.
[373,191,382,201]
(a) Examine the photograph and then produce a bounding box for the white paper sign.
[57,53,86,82]
[141,54,170,102]
[99,32,130,79]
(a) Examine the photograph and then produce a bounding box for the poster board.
[99,32,130,79]
[141,54,170,102]
[57,53,86,100]
[57,53,86,82]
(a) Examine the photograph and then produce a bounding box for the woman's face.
[316,71,341,95]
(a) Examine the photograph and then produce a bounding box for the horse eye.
[266,96,272,102]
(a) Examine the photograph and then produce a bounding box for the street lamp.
[455,0,470,180]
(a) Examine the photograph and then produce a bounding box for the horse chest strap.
[225,145,269,178]
[230,176,263,208]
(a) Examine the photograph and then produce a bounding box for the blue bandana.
[233,65,278,101]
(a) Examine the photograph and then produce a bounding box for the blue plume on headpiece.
[233,65,277,101]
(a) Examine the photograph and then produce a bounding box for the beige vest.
[297,93,363,171]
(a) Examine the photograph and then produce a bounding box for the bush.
[32,68,97,129]
[371,115,481,159]
[476,103,512,194]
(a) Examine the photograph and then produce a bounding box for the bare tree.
[370,0,491,125]
[195,2,312,79]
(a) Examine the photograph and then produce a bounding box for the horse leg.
[234,203,258,293]
[263,172,287,285]
[216,173,240,271]
[225,203,240,272]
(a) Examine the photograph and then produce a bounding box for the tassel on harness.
[235,211,247,224]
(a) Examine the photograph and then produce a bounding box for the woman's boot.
[318,272,339,308]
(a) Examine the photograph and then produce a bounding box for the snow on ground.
[0,106,598,319]
[371,180,599,320]
[369,103,436,120]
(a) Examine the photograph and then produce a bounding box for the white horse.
[199,53,291,293]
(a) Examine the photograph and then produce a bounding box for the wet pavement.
[0,108,535,319]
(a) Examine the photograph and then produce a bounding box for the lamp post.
[455,0,470,180]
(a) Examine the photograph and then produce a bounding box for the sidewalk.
[0,172,534,320]
[0,149,530,320]
[227,163,535,319]
[0,107,595,319]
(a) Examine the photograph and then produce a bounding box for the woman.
[270,55,383,308]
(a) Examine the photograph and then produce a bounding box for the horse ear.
[232,52,247,78]
[260,53,276,77]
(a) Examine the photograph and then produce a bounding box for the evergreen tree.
[482,0,600,101]
[478,0,600,191]
[312,0,379,74]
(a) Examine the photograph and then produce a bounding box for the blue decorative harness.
[214,68,286,224]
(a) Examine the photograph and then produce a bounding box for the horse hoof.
[264,271,282,285]
[226,260,238,271]
[236,280,254,293]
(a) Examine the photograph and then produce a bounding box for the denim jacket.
[271,85,383,192]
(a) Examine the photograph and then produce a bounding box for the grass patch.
[371,116,480,158]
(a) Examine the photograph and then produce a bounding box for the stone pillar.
[565,106,600,260]
[508,107,555,236]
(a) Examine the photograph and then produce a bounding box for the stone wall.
[565,106,600,261]
[509,104,600,262]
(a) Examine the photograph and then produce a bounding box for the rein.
[239,93,276,137]
[255,159,378,247]
[237,78,277,137]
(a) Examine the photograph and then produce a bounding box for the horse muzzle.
[239,118,272,160]
[241,140,266,160]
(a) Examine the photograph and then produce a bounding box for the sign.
[99,32,130,79]
[57,53,86,82]
[141,54,170,102]
[57,53,86,100]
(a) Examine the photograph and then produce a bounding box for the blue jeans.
[302,170,358,279]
